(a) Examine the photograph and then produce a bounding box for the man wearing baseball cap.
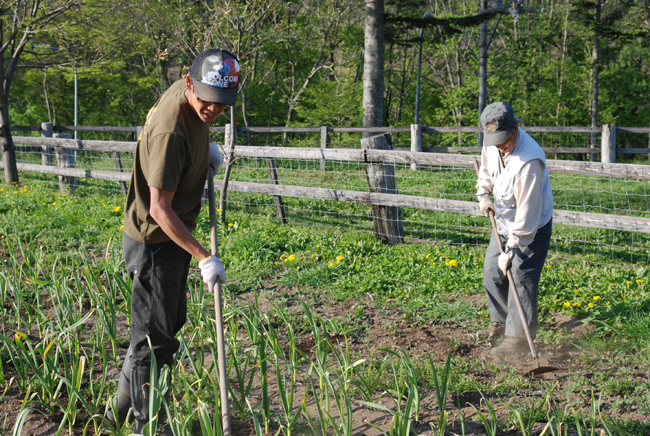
[475,102,553,359]
[107,49,240,434]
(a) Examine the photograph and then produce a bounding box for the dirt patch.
[1,281,648,435]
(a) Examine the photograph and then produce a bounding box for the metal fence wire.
[7,125,650,267]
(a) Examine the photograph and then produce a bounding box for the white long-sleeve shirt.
[476,145,546,248]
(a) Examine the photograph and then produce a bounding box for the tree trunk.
[361,133,404,244]
[590,0,601,163]
[0,104,19,184]
[362,0,385,137]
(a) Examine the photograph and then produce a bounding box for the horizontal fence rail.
[5,123,650,266]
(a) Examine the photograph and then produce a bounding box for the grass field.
[0,173,649,435]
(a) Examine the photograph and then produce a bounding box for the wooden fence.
[4,124,650,239]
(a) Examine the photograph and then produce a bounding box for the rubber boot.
[131,367,172,435]
[107,346,134,426]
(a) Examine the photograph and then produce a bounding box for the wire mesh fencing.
[7,125,650,267]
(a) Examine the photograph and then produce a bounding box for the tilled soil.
[2,282,648,435]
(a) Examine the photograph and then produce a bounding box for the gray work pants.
[483,220,552,339]
[121,232,191,431]
[122,232,191,369]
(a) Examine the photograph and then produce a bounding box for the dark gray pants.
[483,220,552,339]
[123,232,191,369]
[121,232,191,431]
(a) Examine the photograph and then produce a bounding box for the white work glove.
[477,194,496,217]
[199,255,226,293]
[498,246,517,275]
[209,142,224,174]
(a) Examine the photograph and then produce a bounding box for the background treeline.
[9,0,650,134]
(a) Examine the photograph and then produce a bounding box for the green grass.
[1,173,650,435]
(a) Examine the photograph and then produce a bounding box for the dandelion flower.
[637,280,644,284]
[329,262,334,267]
[288,254,295,261]
[120,225,124,230]
[554,299,561,304]
[573,302,582,307]
[336,255,344,262]
[426,253,431,259]
[563,302,571,308]
[0,188,4,192]
[280,254,286,260]
[52,201,57,205]
[218,208,223,212]
[431,262,436,266]
[228,223,234,227]
[593,296,600,301]
[113,206,121,212]
[446,259,458,267]
[626,281,633,285]
[588,303,594,308]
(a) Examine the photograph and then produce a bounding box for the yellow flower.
[438,253,444,257]
[588,303,594,308]
[13,192,17,195]
[563,302,571,308]
[554,299,561,304]
[545,265,550,268]
[52,201,57,205]
[228,223,233,227]
[593,296,600,301]
[626,281,633,284]
[336,255,344,262]
[280,254,286,260]
[113,206,121,212]
[120,225,124,230]
[329,262,334,267]
[573,302,582,307]
[288,254,295,261]
[575,290,581,296]
[636,280,644,284]
[430,262,436,266]
[218,208,223,212]
[0,188,4,192]
[446,259,458,267]
[426,253,431,259]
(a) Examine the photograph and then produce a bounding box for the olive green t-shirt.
[123,79,210,244]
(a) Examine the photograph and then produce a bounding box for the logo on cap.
[201,55,240,89]
[486,122,499,133]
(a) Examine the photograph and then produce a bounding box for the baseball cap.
[189,49,241,106]
[480,102,520,146]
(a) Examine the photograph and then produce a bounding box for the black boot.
[107,346,134,426]
[131,366,172,435]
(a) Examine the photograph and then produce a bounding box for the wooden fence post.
[601,124,616,164]
[266,158,287,223]
[54,133,77,193]
[113,151,128,195]
[320,126,328,171]
[219,120,237,224]
[41,122,53,166]
[410,124,423,170]
[360,133,404,243]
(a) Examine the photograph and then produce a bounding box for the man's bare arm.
[149,186,211,261]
